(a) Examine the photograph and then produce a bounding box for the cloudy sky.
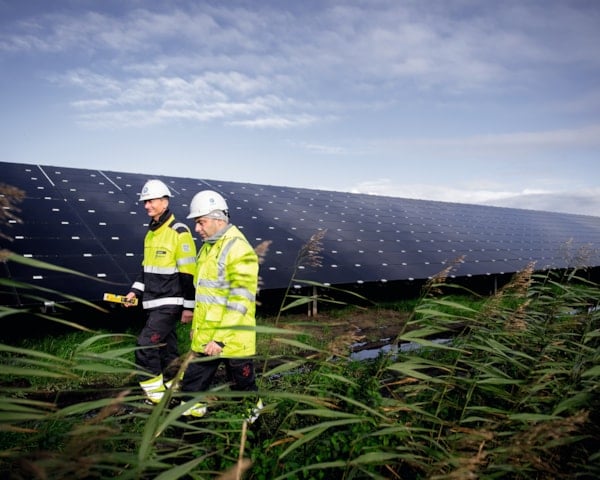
[1,0,599,216]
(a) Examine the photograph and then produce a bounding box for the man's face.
[144,197,168,220]
[194,216,221,240]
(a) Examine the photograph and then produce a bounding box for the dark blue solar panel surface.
[2,161,600,306]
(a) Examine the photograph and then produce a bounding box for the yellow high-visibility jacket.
[131,211,196,310]
[190,224,258,357]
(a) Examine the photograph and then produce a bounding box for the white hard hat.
[187,190,228,219]
[139,180,171,201]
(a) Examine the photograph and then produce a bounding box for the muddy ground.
[274,308,410,354]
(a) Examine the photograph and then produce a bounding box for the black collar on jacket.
[149,208,172,231]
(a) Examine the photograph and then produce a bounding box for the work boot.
[246,398,265,424]
[181,401,208,418]
[139,374,165,405]
[164,371,184,392]
[164,378,180,392]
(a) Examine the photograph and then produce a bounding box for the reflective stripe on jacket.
[191,224,258,357]
[131,213,196,310]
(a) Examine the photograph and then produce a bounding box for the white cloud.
[484,191,600,217]
[4,1,600,130]
[349,178,600,217]
[380,125,600,157]
[302,143,348,155]
[1,0,599,217]
[228,114,318,129]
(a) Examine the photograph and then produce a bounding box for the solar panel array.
[2,161,600,307]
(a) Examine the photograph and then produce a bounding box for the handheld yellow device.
[103,293,138,306]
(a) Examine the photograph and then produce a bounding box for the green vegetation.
[0,253,600,479]
[0,228,599,478]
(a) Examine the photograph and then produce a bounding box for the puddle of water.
[350,337,452,361]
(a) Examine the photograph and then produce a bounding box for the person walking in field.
[124,179,197,405]
[179,190,262,421]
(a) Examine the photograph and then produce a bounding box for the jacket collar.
[149,209,172,231]
[204,223,232,244]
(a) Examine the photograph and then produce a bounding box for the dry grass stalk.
[504,261,535,296]
[0,183,25,241]
[217,458,252,480]
[254,240,272,305]
[435,427,495,479]
[481,261,535,320]
[19,393,129,479]
[559,238,595,268]
[221,419,253,480]
[505,410,589,474]
[424,255,466,296]
[269,229,327,331]
[296,229,326,269]
[254,240,272,265]
[505,299,531,331]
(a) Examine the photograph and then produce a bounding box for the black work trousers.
[135,306,181,379]
[181,355,257,393]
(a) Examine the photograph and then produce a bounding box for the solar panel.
[2,161,600,307]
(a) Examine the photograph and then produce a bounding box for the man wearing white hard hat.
[124,179,197,405]
[179,190,262,422]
